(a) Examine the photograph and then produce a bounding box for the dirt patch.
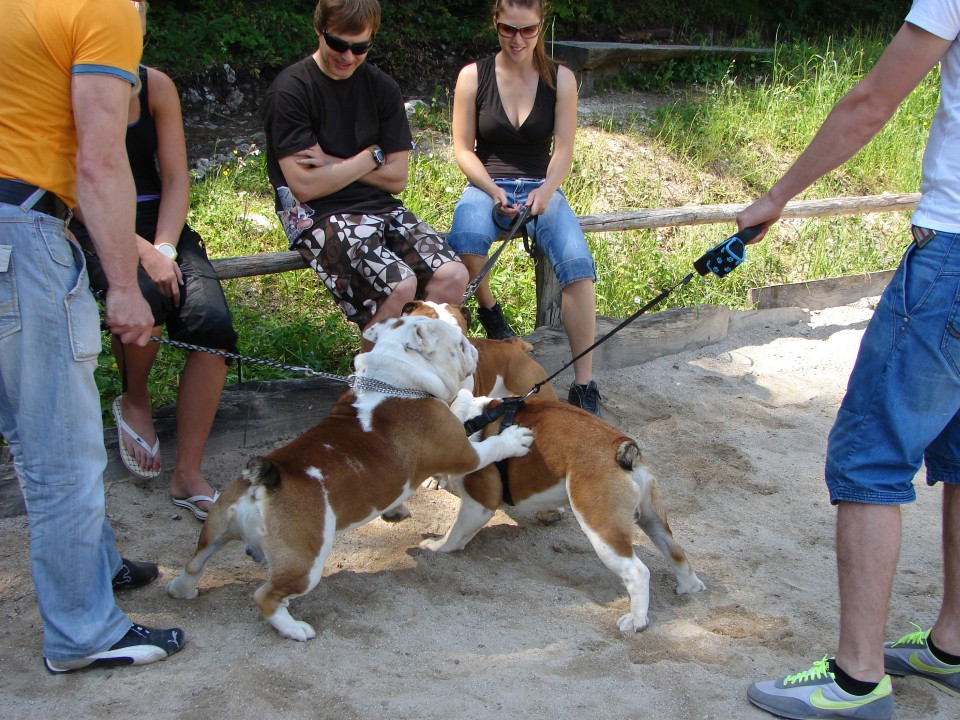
[0,300,953,719]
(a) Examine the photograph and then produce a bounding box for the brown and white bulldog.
[422,396,706,633]
[401,300,558,401]
[399,300,563,523]
[166,315,534,641]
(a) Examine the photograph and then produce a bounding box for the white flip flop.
[172,490,220,521]
[112,397,160,479]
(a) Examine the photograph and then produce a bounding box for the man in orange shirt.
[0,0,184,672]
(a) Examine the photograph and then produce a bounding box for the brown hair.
[313,0,381,37]
[493,0,555,90]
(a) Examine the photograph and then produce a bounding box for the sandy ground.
[0,299,955,720]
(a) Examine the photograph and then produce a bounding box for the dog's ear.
[403,317,431,354]
[458,305,471,328]
[363,317,404,344]
[400,300,420,317]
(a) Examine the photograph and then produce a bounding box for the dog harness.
[463,396,525,506]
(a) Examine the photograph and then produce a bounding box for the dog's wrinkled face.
[357,316,478,400]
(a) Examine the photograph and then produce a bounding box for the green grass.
[94,28,939,415]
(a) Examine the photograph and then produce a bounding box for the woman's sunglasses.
[495,21,541,39]
[321,29,373,56]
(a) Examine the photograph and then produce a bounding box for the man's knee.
[426,261,469,301]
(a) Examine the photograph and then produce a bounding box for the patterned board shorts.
[292,208,460,327]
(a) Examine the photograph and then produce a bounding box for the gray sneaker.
[747,656,893,719]
[884,625,960,697]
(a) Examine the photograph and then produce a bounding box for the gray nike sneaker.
[884,625,960,697]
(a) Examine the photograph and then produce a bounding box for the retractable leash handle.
[462,205,534,303]
[693,225,762,278]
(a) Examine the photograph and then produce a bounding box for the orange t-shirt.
[0,0,142,208]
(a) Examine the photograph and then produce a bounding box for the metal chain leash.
[150,336,435,399]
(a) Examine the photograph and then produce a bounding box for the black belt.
[0,179,71,221]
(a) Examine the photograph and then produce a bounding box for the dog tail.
[243,456,281,491]
[615,439,641,471]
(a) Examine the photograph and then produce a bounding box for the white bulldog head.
[355,315,478,401]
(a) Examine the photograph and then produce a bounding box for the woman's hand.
[492,188,521,218]
[524,186,551,216]
[140,240,183,305]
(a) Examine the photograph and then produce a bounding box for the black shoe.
[112,558,159,592]
[568,381,602,417]
[476,302,517,340]
[44,624,184,674]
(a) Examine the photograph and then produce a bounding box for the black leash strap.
[529,273,695,396]
[527,224,762,396]
[462,206,533,303]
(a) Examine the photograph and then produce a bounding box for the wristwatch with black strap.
[368,145,385,168]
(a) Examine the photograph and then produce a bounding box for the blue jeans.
[0,202,130,660]
[826,228,960,504]
[447,179,596,287]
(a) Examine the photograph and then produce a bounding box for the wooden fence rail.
[211,192,920,327]
[210,193,920,281]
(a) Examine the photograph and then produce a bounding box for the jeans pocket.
[64,246,101,362]
[0,245,21,339]
[38,216,74,267]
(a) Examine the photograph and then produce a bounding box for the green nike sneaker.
[747,656,893,720]
[884,625,960,697]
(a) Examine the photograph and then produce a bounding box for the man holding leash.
[0,0,184,672]
[739,0,960,717]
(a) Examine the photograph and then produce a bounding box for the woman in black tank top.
[69,1,236,520]
[447,0,602,416]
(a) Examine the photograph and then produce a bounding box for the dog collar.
[349,374,436,399]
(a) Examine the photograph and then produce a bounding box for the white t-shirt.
[907,0,960,233]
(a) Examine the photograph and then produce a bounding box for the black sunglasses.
[495,21,541,39]
[321,28,373,55]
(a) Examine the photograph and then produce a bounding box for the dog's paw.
[617,612,649,633]
[536,508,565,525]
[420,535,462,553]
[269,611,317,641]
[381,504,412,523]
[422,475,447,490]
[676,573,707,595]
[166,574,199,600]
[500,424,534,455]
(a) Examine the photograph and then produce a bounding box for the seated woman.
[70,0,237,520]
[447,0,601,416]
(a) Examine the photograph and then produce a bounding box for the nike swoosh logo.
[810,688,883,711]
[910,651,960,675]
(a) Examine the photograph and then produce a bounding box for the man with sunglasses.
[261,0,467,349]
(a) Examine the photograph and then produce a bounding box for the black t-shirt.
[261,57,413,219]
[475,55,556,179]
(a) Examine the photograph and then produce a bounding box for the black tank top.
[474,55,557,179]
[128,66,162,199]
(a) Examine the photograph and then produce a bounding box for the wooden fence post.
[533,248,563,328]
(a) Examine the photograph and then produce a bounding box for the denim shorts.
[447,178,596,287]
[825,227,960,504]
